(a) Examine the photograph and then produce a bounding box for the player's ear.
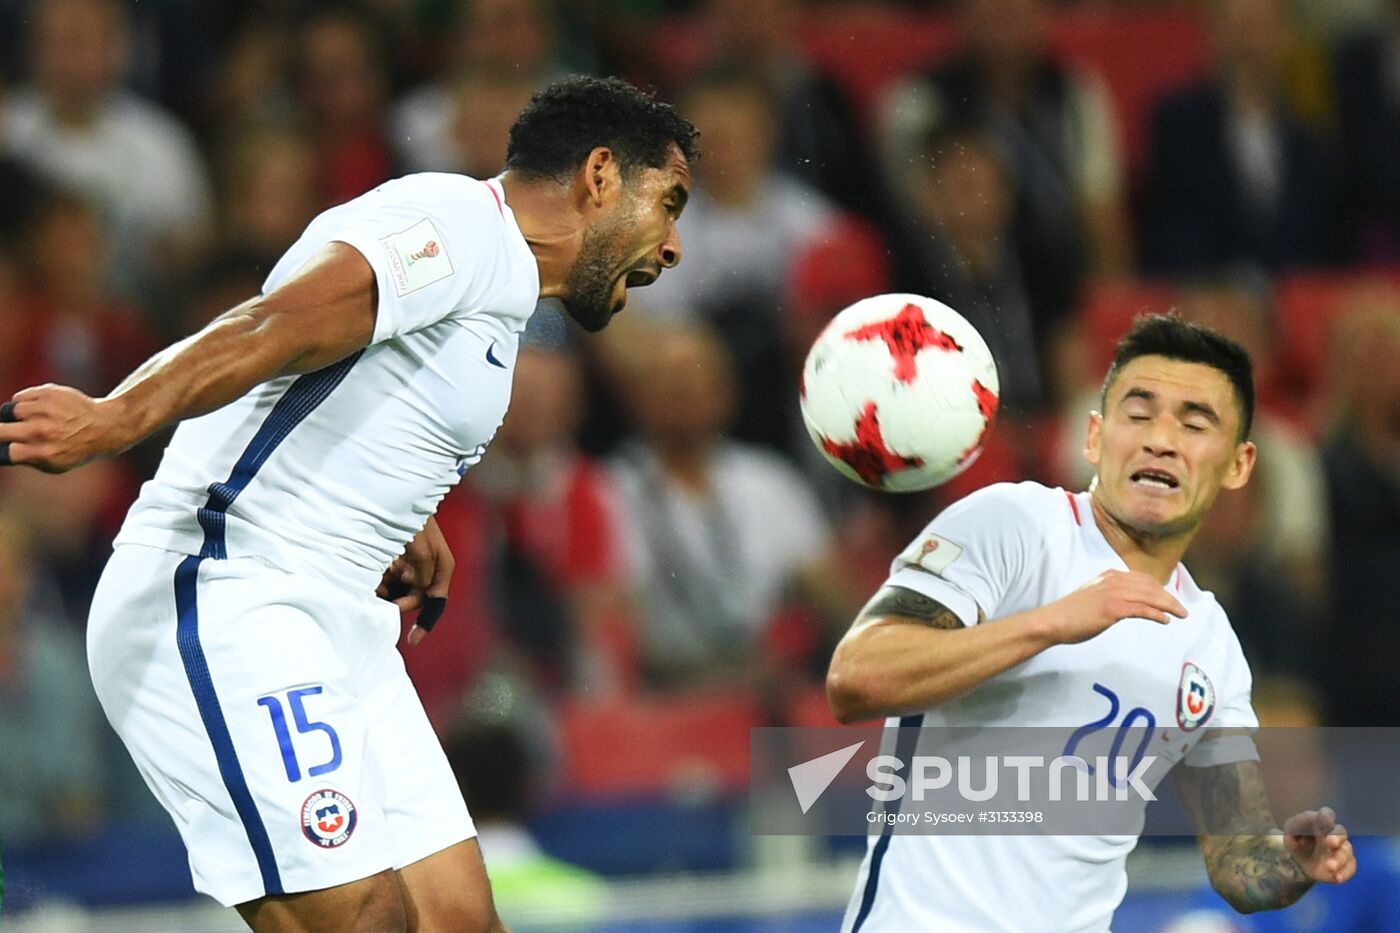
[1220,439,1257,490]
[1084,410,1103,466]
[580,147,621,209]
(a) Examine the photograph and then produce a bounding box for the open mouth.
[625,269,658,289]
[1130,468,1180,490]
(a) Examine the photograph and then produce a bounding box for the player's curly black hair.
[1103,313,1255,440]
[505,75,699,183]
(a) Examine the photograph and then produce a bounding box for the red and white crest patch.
[302,789,357,848]
[1176,662,1216,732]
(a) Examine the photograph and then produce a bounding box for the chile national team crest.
[301,789,357,848]
[1176,662,1216,732]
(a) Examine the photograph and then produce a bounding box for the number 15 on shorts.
[257,686,343,783]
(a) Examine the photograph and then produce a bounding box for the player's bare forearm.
[1175,760,1313,913]
[107,244,378,443]
[0,244,377,472]
[825,584,1056,722]
[826,568,1190,722]
[1204,832,1313,913]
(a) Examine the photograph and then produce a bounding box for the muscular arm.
[110,243,377,444]
[0,243,377,470]
[824,581,1055,723]
[824,567,1186,723]
[1174,759,1314,914]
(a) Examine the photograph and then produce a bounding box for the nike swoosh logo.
[485,341,506,368]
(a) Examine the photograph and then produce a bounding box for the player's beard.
[564,218,631,333]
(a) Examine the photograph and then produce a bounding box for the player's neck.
[498,172,582,298]
[1087,493,1191,585]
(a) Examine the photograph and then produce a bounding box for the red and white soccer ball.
[799,293,1000,493]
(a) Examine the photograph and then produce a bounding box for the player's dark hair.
[505,75,699,183]
[1103,313,1255,440]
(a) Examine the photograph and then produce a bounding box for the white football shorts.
[87,544,475,906]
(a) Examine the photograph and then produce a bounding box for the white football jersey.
[116,173,539,591]
[841,481,1258,933]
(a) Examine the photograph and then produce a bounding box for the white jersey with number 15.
[116,173,539,593]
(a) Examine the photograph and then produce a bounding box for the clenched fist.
[0,385,128,473]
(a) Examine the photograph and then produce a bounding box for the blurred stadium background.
[2,0,1400,929]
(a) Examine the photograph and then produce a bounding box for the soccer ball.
[799,293,1000,493]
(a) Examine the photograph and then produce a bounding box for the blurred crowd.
[2,0,1400,872]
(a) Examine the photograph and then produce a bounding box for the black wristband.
[415,596,448,632]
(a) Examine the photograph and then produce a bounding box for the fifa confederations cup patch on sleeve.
[898,533,964,575]
[380,218,454,297]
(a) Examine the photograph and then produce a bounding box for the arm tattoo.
[1177,759,1314,913]
[857,584,967,630]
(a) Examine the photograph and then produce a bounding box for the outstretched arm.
[0,243,377,473]
[825,569,1188,723]
[1175,759,1355,914]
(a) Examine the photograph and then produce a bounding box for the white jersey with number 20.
[841,481,1258,933]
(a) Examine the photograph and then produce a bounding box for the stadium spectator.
[1316,297,1400,725]
[0,0,213,300]
[443,671,606,921]
[632,67,841,449]
[0,455,133,628]
[447,68,541,178]
[215,123,320,277]
[0,81,45,251]
[203,15,298,133]
[0,517,105,847]
[635,68,838,322]
[5,190,160,399]
[391,0,572,173]
[295,7,396,206]
[891,125,1049,413]
[1333,9,1400,263]
[609,323,854,692]
[1142,0,1340,276]
[1173,284,1330,679]
[878,0,1127,281]
[405,340,639,716]
[694,0,885,222]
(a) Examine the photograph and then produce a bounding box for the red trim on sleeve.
[1064,489,1082,526]
[1174,567,1182,592]
[484,181,504,217]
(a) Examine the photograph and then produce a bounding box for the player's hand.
[377,515,454,646]
[1283,807,1356,884]
[1044,569,1188,645]
[0,386,124,473]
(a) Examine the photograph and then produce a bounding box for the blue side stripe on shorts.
[850,713,925,932]
[174,555,283,895]
[196,351,364,559]
[178,352,364,896]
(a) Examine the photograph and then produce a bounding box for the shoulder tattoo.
[858,584,967,630]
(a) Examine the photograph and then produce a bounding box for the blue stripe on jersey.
[174,555,283,895]
[851,713,925,933]
[176,352,363,895]
[196,351,364,559]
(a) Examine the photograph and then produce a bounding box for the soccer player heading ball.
[827,315,1356,932]
[0,76,695,931]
